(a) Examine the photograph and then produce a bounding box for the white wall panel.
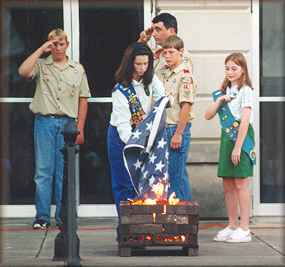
[192,98,220,138]
[171,11,251,51]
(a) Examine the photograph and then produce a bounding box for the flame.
[160,234,186,243]
[145,235,152,241]
[144,199,157,205]
[128,181,180,205]
[128,234,186,243]
[151,182,165,199]
[168,192,179,205]
[152,213,156,223]
[129,192,180,205]
[162,204,167,214]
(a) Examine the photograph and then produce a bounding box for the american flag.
[123,96,170,200]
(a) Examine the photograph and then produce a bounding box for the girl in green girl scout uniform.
[205,52,255,243]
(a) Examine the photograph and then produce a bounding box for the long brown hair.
[114,42,154,96]
[220,52,253,92]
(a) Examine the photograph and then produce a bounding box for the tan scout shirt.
[157,63,195,125]
[30,55,91,118]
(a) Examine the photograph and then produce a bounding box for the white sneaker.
[226,227,251,243]
[213,226,236,242]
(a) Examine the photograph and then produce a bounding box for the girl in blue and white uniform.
[107,42,165,216]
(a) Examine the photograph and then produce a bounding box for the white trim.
[71,0,79,62]
[78,205,117,217]
[88,97,112,103]
[144,0,156,48]
[0,205,117,218]
[1,205,45,218]
[259,97,285,102]
[0,97,112,103]
[251,0,260,217]
[63,0,72,58]
[253,204,285,216]
[144,0,153,27]
[0,98,32,102]
[63,0,79,61]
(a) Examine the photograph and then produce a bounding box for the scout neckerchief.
[212,89,256,165]
[115,83,146,129]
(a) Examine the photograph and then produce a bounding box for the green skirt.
[217,125,255,178]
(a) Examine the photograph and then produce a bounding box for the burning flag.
[123,96,170,202]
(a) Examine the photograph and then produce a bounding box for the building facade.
[0,0,284,218]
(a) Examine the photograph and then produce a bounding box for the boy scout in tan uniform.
[18,28,91,229]
[157,35,195,201]
[30,54,90,119]
[158,60,195,125]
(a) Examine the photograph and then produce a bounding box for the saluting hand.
[40,39,58,54]
[138,27,153,43]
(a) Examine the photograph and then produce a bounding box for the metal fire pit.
[118,200,199,256]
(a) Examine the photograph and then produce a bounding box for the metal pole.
[65,144,80,266]
[53,120,80,267]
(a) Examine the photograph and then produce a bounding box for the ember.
[118,200,199,256]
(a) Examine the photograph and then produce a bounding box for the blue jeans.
[33,114,74,224]
[166,123,192,201]
[107,125,137,216]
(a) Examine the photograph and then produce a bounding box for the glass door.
[253,0,285,216]
[77,0,150,217]
[0,0,64,217]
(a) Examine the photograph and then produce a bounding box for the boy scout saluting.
[157,35,195,201]
[138,12,193,75]
[18,28,91,230]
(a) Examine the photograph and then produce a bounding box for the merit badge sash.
[116,83,146,129]
[212,90,256,165]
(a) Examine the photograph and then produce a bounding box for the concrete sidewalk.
[1,218,284,267]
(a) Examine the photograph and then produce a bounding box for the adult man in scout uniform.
[138,12,194,75]
[18,28,91,229]
[157,35,195,201]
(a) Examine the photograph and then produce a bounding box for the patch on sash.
[181,75,193,85]
[250,150,256,160]
[183,83,192,91]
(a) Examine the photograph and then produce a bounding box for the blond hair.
[47,28,68,42]
[162,35,184,50]
[221,52,253,92]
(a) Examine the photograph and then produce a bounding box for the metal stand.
[53,120,81,267]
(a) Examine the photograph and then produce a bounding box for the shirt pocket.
[41,74,56,95]
[61,74,82,98]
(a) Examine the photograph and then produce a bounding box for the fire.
[129,182,180,205]
[133,234,186,243]
[162,204,167,214]
[151,182,165,199]
[168,192,179,205]
[144,199,157,205]
[152,212,156,223]
[161,234,186,243]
